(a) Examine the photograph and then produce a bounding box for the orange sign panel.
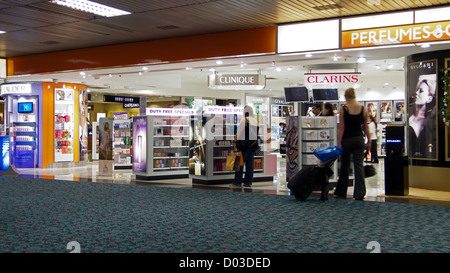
[342,21,450,48]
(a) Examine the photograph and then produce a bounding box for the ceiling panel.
[0,0,449,58]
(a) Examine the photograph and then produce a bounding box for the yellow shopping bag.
[226,153,237,171]
[226,152,243,171]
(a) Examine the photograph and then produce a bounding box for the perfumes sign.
[342,21,450,48]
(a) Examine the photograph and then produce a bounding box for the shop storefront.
[2,5,450,193]
[276,6,450,191]
[0,82,87,169]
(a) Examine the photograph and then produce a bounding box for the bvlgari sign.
[209,74,266,90]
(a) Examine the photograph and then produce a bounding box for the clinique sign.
[209,74,266,90]
[215,74,258,85]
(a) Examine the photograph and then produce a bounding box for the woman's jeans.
[233,149,256,186]
[335,136,366,199]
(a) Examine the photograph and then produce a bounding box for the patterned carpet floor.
[0,176,448,253]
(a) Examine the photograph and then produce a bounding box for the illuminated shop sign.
[216,74,258,85]
[209,74,266,90]
[342,21,450,48]
[103,95,139,103]
[123,103,140,108]
[146,108,195,116]
[204,106,244,115]
[305,73,361,84]
[0,84,32,95]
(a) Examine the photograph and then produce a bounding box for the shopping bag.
[226,153,237,171]
[237,151,244,166]
[313,146,343,162]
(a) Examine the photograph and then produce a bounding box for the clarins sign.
[305,73,361,84]
[209,74,266,90]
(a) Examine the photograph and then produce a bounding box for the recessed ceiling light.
[357,57,366,63]
[387,64,394,69]
[275,67,282,72]
[305,54,313,57]
[333,56,338,61]
[185,67,192,70]
[208,68,216,72]
[421,43,431,48]
[142,67,148,70]
[0,30,6,34]
[216,60,223,65]
[79,72,86,76]
[50,0,131,17]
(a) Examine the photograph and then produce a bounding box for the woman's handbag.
[313,146,343,162]
[364,164,376,177]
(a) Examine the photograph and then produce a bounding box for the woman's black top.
[342,105,364,139]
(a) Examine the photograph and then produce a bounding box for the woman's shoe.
[229,184,241,188]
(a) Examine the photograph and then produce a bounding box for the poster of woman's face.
[407,59,437,160]
[366,102,378,122]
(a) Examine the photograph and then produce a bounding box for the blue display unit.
[0,136,10,171]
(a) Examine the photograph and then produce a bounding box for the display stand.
[298,116,338,184]
[91,122,99,160]
[190,106,273,185]
[54,88,74,162]
[133,113,190,181]
[270,100,293,153]
[113,114,132,169]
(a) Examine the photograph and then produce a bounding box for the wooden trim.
[7,27,276,76]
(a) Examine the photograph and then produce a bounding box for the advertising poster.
[380,101,393,122]
[79,89,88,162]
[365,101,379,122]
[446,58,450,161]
[189,116,206,176]
[407,59,438,160]
[285,116,299,182]
[99,117,113,160]
[394,101,406,122]
[133,116,147,173]
[0,136,10,171]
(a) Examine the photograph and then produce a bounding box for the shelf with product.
[286,116,338,186]
[11,121,38,168]
[113,117,132,169]
[190,106,273,185]
[132,111,191,180]
[54,88,75,162]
